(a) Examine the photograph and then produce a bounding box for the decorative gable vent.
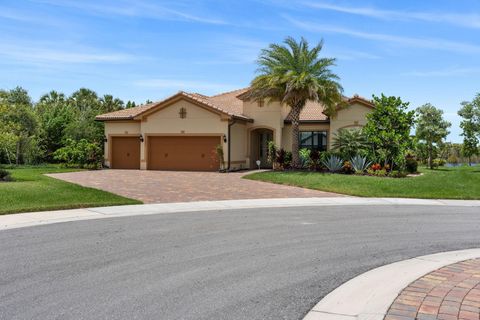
[179,107,187,119]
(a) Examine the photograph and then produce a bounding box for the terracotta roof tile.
[96,87,371,122]
[284,100,329,122]
[95,102,158,120]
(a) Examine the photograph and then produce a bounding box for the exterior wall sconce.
[103,136,108,143]
[223,134,227,143]
[139,134,144,143]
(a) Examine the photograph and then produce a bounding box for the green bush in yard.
[0,168,12,181]
[53,139,102,169]
[432,158,446,169]
[405,154,418,173]
[389,170,408,178]
[299,148,311,169]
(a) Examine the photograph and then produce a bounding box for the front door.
[258,132,273,168]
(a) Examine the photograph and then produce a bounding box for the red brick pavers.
[385,258,480,320]
[46,169,344,203]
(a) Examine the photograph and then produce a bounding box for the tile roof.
[95,89,251,121]
[95,102,158,120]
[285,100,329,122]
[95,88,372,122]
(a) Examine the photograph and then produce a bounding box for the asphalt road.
[1,205,480,320]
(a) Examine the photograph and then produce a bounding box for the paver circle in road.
[385,258,480,320]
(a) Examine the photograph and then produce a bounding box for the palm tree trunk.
[290,105,302,169]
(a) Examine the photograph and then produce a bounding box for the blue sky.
[1,0,480,142]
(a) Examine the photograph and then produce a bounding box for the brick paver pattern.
[385,258,480,320]
[47,169,343,203]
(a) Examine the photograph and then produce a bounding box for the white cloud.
[33,0,227,25]
[0,41,133,64]
[303,2,480,29]
[285,16,480,54]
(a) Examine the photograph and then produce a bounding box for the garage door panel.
[111,137,140,169]
[148,136,220,171]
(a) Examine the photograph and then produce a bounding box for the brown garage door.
[111,137,140,169]
[148,136,220,171]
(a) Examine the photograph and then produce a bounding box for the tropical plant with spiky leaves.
[350,155,371,173]
[323,155,343,172]
[332,128,369,159]
[248,37,344,168]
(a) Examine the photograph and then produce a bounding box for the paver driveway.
[47,170,343,203]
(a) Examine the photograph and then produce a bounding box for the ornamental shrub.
[299,148,311,169]
[0,169,12,181]
[432,158,446,169]
[53,139,102,169]
[309,150,321,171]
[405,155,418,173]
[389,170,407,178]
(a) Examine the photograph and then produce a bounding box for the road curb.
[1,197,480,231]
[303,248,480,320]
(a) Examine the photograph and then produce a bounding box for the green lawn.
[0,165,141,215]
[244,165,480,199]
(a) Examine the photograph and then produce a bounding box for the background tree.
[363,94,415,169]
[248,36,343,168]
[0,87,40,164]
[65,88,104,142]
[125,101,137,109]
[415,103,451,169]
[458,97,480,165]
[35,91,74,161]
[100,94,124,113]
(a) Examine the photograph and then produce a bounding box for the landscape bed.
[244,165,480,200]
[0,166,141,215]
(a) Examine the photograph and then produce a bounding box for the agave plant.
[323,155,343,172]
[350,155,371,173]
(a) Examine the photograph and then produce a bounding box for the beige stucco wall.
[243,100,286,146]
[281,123,331,151]
[140,100,229,169]
[229,122,247,169]
[329,103,372,149]
[104,121,141,167]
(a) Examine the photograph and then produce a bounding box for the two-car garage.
[99,91,241,172]
[110,135,220,171]
[147,136,220,171]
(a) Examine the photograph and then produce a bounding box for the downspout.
[227,119,236,171]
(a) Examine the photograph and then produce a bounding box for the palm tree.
[248,37,343,168]
[100,94,124,113]
[332,128,369,159]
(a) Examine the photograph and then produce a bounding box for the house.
[95,88,374,171]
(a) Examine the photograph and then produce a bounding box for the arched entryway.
[249,128,274,169]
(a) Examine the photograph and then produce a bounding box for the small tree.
[363,94,415,170]
[458,95,480,166]
[415,103,451,169]
[331,128,369,159]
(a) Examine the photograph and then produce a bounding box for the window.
[257,100,264,108]
[299,131,327,151]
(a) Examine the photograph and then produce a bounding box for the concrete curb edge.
[303,248,480,320]
[1,197,480,231]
